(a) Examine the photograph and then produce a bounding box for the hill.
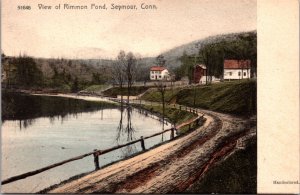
[1,31,256,91]
[141,80,257,116]
[157,31,256,69]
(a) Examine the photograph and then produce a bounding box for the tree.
[155,55,168,131]
[177,51,194,83]
[1,50,6,58]
[198,44,214,85]
[112,50,126,104]
[15,55,43,87]
[132,53,143,82]
[198,43,226,84]
[155,81,167,131]
[125,52,137,104]
[156,54,166,67]
[71,77,79,92]
[114,53,138,153]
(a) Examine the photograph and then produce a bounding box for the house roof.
[195,64,206,69]
[224,60,251,69]
[150,66,166,71]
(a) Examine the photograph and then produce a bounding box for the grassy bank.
[82,84,110,92]
[141,80,256,116]
[141,88,181,103]
[102,86,149,97]
[134,104,198,134]
[185,137,257,194]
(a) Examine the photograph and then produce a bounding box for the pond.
[1,92,171,193]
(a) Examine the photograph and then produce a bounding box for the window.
[238,72,241,76]
[159,76,161,78]
[244,72,246,76]
[229,72,232,76]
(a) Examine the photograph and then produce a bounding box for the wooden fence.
[1,103,204,186]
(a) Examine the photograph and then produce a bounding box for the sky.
[2,0,256,59]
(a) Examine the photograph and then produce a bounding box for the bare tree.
[199,44,215,85]
[125,52,137,104]
[154,54,169,132]
[155,80,167,132]
[112,50,126,104]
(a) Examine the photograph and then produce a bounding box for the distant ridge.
[158,30,257,69]
[2,31,256,85]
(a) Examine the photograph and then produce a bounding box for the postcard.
[1,0,299,194]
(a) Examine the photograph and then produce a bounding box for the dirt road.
[47,108,256,193]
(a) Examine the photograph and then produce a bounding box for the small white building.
[199,76,219,84]
[223,59,251,80]
[150,66,171,81]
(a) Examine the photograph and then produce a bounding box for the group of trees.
[111,50,140,103]
[1,54,111,92]
[45,59,109,92]
[112,51,140,148]
[175,32,257,84]
[2,55,43,88]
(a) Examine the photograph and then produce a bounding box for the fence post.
[140,136,146,151]
[93,149,100,170]
[170,128,175,140]
[188,124,191,131]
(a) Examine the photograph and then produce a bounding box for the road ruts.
[46,108,255,193]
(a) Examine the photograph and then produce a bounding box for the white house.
[223,59,251,80]
[150,66,171,81]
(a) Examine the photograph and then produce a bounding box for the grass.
[83,84,110,92]
[102,86,149,97]
[185,137,257,194]
[135,104,197,134]
[141,88,181,103]
[48,84,72,93]
[141,80,257,116]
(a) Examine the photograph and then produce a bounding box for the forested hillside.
[1,31,256,92]
[174,31,257,82]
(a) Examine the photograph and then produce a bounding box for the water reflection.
[115,101,172,158]
[1,93,171,193]
[2,92,117,129]
[125,106,136,142]
[115,102,138,157]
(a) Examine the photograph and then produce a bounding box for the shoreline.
[44,109,256,193]
[3,88,116,103]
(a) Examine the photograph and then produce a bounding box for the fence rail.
[1,103,204,186]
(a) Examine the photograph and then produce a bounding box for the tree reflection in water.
[115,101,171,158]
[115,102,138,158]
[2,92,116,130]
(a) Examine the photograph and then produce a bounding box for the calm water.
[1,93,170,193]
